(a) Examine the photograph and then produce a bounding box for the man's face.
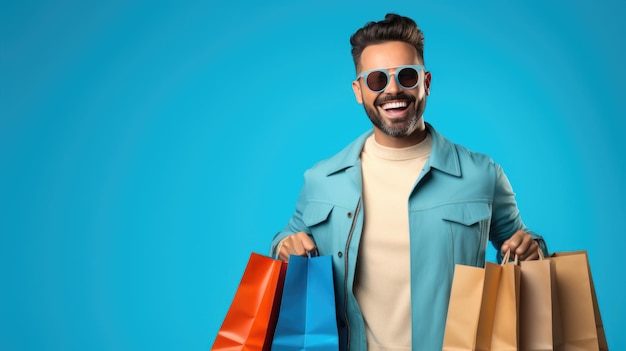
[352,41,431,144]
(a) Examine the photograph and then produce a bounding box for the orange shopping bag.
[212,253,287,351]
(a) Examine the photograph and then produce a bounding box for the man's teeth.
[381,101,408,110]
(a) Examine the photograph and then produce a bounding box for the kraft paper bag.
[519,249,563,351]
[212,253,288,351]
[271,254,339,351]
[443,256,509,350]
[491,254,521,351]
[548,251,608,351]
[443,250,520,351]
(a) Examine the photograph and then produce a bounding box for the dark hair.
[350,13,425,71]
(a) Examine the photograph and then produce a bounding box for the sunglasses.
[356,65,425,93]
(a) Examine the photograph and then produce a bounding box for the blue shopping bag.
[271,255,339,351]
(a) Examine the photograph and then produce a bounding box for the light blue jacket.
[271,124,546,351]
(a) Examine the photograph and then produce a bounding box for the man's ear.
[352,80,364,104]
[424,71,432,96]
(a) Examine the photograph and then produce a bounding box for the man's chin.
[381,118,420,137]
[384,119,413,132]
[380,125,412,137]
[365,106,420,137]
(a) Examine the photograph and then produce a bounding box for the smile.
[380,101,408,111]
[378,100,412,118]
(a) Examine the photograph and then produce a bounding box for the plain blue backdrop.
[1,0,624,349]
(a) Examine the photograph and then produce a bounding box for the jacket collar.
[325,123,461,177]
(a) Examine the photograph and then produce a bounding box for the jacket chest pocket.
[440,202,491,265]
[303,202,335,227]
[302,201,354,256]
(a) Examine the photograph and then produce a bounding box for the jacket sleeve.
[489,163,548,262]
[269,170,316,258]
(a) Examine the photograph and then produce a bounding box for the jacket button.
[337,251,343,258]
[347,212,353,218]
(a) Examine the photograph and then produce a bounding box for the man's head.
[350,14,431,147]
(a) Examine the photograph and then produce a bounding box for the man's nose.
[384,74,401,94]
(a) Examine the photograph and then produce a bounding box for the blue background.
[1,0,624,349]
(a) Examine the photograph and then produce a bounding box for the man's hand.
[500,230,540,261]
[276,232,317,262]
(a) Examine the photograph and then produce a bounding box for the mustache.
[375,92,417,105]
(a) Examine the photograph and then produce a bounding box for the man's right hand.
[276,232,317,262]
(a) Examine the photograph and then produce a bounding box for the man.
[270,13,547,351]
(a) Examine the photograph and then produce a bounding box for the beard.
[363,92,426,137]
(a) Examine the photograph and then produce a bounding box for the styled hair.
[350,13,425,71]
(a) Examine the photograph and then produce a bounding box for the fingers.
[277,232,317,262]
[515,237,539,261]
[501,230,540,261]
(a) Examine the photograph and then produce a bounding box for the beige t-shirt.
[354,132,432,351]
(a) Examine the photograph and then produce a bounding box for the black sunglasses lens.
[397,67,419,88]
[366,71,388,92]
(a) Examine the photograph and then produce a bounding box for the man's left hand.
[500,230,540,261]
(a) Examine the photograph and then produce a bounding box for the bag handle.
[536,246,545,260]
[501,249,519,266]
[502,247,544,264]
[307,249,320,258]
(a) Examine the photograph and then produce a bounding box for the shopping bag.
[442,260,500,350]
[271,254,339,351]
[212,253,288,351]
[519,248,563,351]
[491,252,521,350]
[443,254,519,351]
[443,250,519,350]
[548,251,608,350]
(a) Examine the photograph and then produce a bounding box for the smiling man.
[271,13,548,351]
[353,40,429,148]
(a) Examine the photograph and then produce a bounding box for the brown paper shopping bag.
[443,250,519,350]
[548,251,608,351]
[519,249,563,351]
[442,262,499,350]
[491,253,520,351]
